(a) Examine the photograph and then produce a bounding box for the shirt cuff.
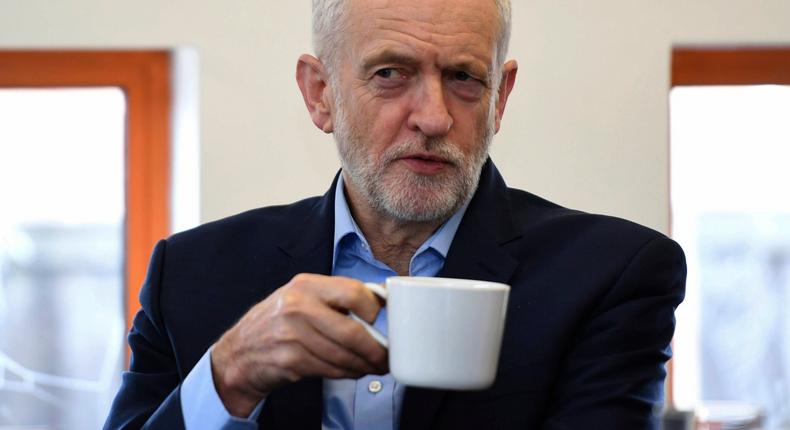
[181,346,265,429]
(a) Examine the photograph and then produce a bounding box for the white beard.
[332,99,494,223]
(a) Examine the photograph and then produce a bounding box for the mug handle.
[349,282,389,348]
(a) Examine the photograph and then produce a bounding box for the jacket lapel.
[277,174,338,277]
[260,175,339,428]
[400,160,521,429]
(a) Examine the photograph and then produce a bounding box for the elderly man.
[105,0,685,429]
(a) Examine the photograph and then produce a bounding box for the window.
[670,48,790,429]
[0,87,126,427]
[0,51,171,428]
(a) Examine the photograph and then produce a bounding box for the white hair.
[312,0,512,77]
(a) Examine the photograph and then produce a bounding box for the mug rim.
[386,276,510,292]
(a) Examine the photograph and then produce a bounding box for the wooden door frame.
[0,50,171,333]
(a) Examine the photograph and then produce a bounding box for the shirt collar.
[332,173,469,267]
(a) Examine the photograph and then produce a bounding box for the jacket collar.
[276,172,339,276]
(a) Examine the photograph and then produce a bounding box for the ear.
[493,60,518,133]
[296,54,335,133]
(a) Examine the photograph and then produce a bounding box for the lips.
[398,153,451,175]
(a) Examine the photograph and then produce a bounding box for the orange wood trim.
[673,47,790,86]
[0,51,171,339]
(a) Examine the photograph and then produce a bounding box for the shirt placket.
[353,305,396,430]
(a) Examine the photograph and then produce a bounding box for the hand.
[210,274,388,417]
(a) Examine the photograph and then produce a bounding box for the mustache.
[380,137,465,166]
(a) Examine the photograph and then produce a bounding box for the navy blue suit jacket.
[104,160,686,429]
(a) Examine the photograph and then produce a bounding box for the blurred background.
[1,1,789,428]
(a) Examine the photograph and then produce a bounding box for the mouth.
[397,153,452,175]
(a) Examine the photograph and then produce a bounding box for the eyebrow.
[359,48,493,83]
[361,49,421,74]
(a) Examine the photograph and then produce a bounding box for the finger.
[289,274,383,323]
[275,341,367,381]
[287,317,381,375]
[303,301,388,369]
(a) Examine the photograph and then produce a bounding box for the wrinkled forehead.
[341,0,500,67]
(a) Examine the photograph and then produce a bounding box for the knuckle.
[276,292,305,317]
[349,286,367,305]
[291,273,309,283]
[290,273,315,288]
[274,348,299,370]
[343,286,373,316]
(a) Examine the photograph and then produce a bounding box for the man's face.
[329,0,506,223]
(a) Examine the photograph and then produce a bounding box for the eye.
[453,71,472,82]
[447,70,485,100]
[371,68,410,91]
[375,68,402,79]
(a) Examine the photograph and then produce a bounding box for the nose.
[407,76,453,137]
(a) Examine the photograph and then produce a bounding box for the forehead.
[343,0,499,68]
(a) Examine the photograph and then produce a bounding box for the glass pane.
[0,88,126,429]
[671,85,790,429]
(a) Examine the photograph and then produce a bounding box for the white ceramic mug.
[351,276,510,390]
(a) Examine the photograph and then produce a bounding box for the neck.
[342,178,447,276]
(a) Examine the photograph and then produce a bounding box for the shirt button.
[368,380,383,394]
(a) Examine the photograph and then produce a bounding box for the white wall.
[2,1,790,233]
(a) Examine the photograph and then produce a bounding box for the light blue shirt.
[181,175,468,429]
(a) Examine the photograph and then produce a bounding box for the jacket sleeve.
[542,236,687,430]
[103,240,187,429]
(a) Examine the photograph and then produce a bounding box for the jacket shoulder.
[166,195,323,249]
[505,187,670,245]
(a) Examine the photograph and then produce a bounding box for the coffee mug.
[351,276,510,390]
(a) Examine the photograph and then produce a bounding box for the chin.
[379,192,463,223]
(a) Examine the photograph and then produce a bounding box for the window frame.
[0,50,171,336]
[669,45,790,407]
[673,47,790,86]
